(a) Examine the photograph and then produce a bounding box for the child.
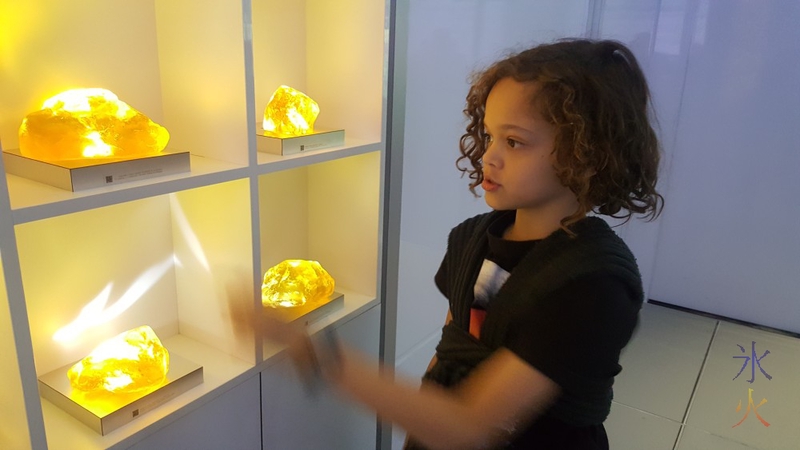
[266,38,664,450]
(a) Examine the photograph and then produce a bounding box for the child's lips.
[482,178,499,192]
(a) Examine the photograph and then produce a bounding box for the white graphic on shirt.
[473,259,510,309]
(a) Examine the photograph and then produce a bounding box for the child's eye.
[483,134,493,145]
[506,138,519,148]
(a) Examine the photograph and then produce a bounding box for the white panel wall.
[262,306,381,450]
[394,0,591,385]
[392,2,591,446]
[649,0,800,332]
[392,0,800,446]
[128,375,262,450]
[595,0,675,301]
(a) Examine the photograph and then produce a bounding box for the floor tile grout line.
[672,319,720,450]
[609,400,683,425]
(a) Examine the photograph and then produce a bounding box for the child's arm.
[265,310,559,450]
[335,343,560,450]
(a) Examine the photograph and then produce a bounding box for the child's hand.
[262,308,305,347]
[262,309,343,394]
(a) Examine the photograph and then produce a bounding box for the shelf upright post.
[241,0,263,364]
[0,144,48,450]
[377,0,408,448]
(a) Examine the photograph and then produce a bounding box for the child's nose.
[483,141,501,168]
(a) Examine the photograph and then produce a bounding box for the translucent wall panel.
[395,0,591,363]
[649,0,800,332]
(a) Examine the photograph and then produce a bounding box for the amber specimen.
[18,88,169,161]
[262,260,334,308]
[67,325,169,395]
[262,85,320,137]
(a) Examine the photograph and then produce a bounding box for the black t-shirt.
[471,214,538,312]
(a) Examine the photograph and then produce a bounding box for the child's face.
[481,78,577,217]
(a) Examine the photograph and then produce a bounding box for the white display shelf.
[7,155,249,225]
[305,291,379,336]
[0,0,391,447]
[255,137,382,175]
[257,151,381,323]
[2,176,262,449]
[0,1,252,168]
[12,177,259,444]
[41,334,256,450]
[250,0,386,155]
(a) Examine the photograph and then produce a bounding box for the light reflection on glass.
[169,195,210,272]
[53,257,174,343]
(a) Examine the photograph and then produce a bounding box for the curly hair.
[458,39,664,227]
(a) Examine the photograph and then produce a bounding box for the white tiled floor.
[607,302,800,450]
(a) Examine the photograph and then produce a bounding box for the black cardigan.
[424,211,643,426]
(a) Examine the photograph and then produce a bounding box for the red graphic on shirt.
[469,308,487,339]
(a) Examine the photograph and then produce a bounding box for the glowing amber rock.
[262,259,334,308]
[262,85,320,137]
[18,88,169,161]
[67,325,169,395]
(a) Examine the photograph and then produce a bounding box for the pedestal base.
[2,149,190,191]
[38,352,203,435]
[264,291,345,326]
[256,129,345,155]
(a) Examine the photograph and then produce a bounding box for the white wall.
[392,1,592,446]
[394,0,591,373]
[648,0,800,333]
[392,0,800,445]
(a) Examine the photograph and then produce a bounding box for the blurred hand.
[264,309,347,397]
[262,307,306,347]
